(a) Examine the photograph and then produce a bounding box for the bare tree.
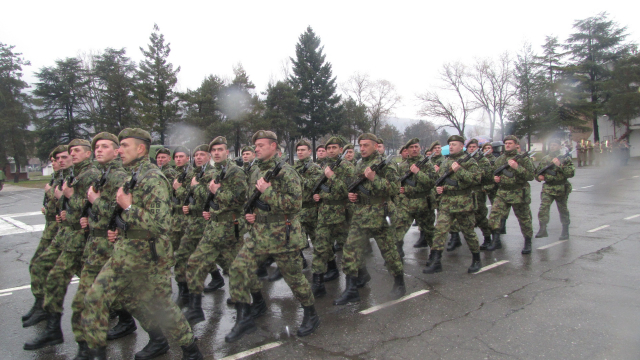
[342,72,372,106]
[342,73,401,134]
[417,62,478,136]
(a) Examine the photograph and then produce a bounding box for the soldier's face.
[449,141,464,154]
[402,149,409,159]
[550,143,560,152]
[408,144,421,157]
[174,153,189,167]
[69,146,92,164]
[56,153,71,169]
[345,149,354,160]
[504,140,517,151]
[316,148,326,159]
[482,145,492,154]
[377,144,385,154]
[467,143,478,153]
[118,138,144,165]
[434,145,442,155]
[359,140,376,157]
[242,151,255,163]
[51,158,60,172]
[194,151,210,167]
[94,140,118,164]
[254,139,276,160]
[326,144,342,158]
[156,153,171,166]
[210,145,228,163]
[297,146,312,160]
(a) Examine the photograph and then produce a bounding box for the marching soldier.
[241,145,256,175]
[413,141,443,249]
[535,139,575,240]
[343,143,356,165]
[156,148,178,187]
[315,145,328,167]
[586,140,594,166]
[480,142,499,250]
[170,147,192,257]
[468,139,493,248]
[576,139,587,167]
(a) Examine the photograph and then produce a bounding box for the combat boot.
[425,250,435,267]
[446,232,462,251]
[500,218,507,234]
[22,297,44,322]
[180,338,204,360]
[250,291,267,319]
[24,312,63,350]
[355,266,371,288]
[486,231,502,251]
[333,275,360,305]
[203,269,224,292]
[311,273,326,298]
[413,231,429,248]
[535,223,548,238]
[256,257,274,278]
[73,341,90,360]
[390,274,406,299]
[297,304,320,337]
[175,282,190,307]
[184,294,205,325]
[324,259,339,282]
[559,224,570,240]
[479,235,492,250]
[89,346,107,360]
[422,250,442,274]
[268,267,283,282]
[134,329,170,360]
[22,299,49,327]
[301,251,308,269]
[225,303,256,343]
[521,237,532,254]
[107,310,137,340]
[468,252,482,273]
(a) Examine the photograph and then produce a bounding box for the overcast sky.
[2,1,638,128]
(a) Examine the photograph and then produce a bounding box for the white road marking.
[0,284,30,293]
[0,224,46,236]
[587,225,610,233]
[359,290,429,315]
[581,185,594,188]
[0,212,46,236]
[473,260,509,274]
[624,214,640,220]
[633,176,639,178]
[1,217,32,230]
[0,293,12,297]
[537,240,568,250]
[220,341,283,360]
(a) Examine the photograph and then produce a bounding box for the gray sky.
[2,0,638,128]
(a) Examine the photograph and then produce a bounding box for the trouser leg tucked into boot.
[175,281,190,307]
[297,304,320,337]
[535,223,548,238]
[250,291,267,319]
[184,293,205,325]
[180,338,204,360]
[425,250,435,267]
[521,237,532,254]
[22,296,44,322]
[24,312,63,350]
[134,328,170,360]
[389,274,406,299]
[479,235,492,250]
[74,341,90,360]
[324,259,339,282]
[333,275,360,305]
[355,266,371,288]
[89,346,107,360]
[22,297,48,327]
[311,273,326,298]
[413,230,429,248]
[559,224,570,240]
[203,269,224,292]
[225,303,256,343]
[446,232,462,251]
[422,250,442,274]
[107,309,137,340]
[468,252,482,273]
[486,231,502,251]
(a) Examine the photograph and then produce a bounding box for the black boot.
[500,218,507,234]
[468,252,482,273]
[184,294,205,325]
[413,231,429,248]
[521,237,532,254]
[422,250,442,274]
[24,312,64,350]
[446,232,462,251]
[107,310,137,340]
[390,274,406,299]
[559,224,570,240]
[89,346,107,360]
[180,338,204,360]
[301,251,308,269]
[225,303,256,343]
[22,297,44,322]
[333,275,360,305]
[134,329,170,360]
[175,282,190,307]
[250,291,267,319]
[73,341,90,360]
[268,267,283,282]
[311,273,326,297]
[226,297,236,306]
[324,259,339,282]
[396,241,405,259]
[535,223,548,238]
[479,235,492,250]
[256,257,273,278]
[22,299,48,327]
[109,309,118,320]
[355,266,371,288]
[486,231,502,251]
[203,269,224,292]
[425,250,435,267]
[297,305,320,337]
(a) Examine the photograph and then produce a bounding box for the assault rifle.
[243,156,288,214]
[43,173,56,208]
[399,152,435,187]
[81,166,111,221]
[107,165,141,233]
[204,165,227,212]
[184,163,208,206]
[59,169,75,213]
[311,150,347,194]
[493,149,536,178]
[434,149,479,187]
[536,150,572,177]
[347,155,391,196]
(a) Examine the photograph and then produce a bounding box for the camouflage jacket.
[294,157,323,224]
[172,164,194,216]
[184,163,214,236]
[350,152,399,229]
[246,156,305,255]
[208,158,247,218]
[472,153,494,191]
[397,155,436,212]
[243,161,255,176]
[160,164,178,193]
[482,153,498,193]
[64,159,101,251]
[317,155,356,225]
[436,151,481,213]
[43,170,63,219]
[429,154,445,167]
[535,150,575,197]
[494,149,535,204]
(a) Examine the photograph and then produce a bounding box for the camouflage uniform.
[535,150,575,226]
[396,153,436,247]
[471,152,493,238]
[424,153,446,240]
[171,163,192,253]
[293,156,323,247]
[483,153,498,204]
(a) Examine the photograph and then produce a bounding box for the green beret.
[503,135,519,143]
[467,138,479,146]
[325,137,343,147]
[208,136,227,151]
[194,144,209,154]
[173,146,189,159]
[447,135,465,144]
[400,145,407,152]
[91,132,119,151]
[549,138,561,145]
[404,138,419,149]
[155,147,171,159]
[429,141,441,152]
[241,145,255,153]
[51,145,68,159]
[343,144,354,150]
[376,137,384,145]
[295,139,312,150]
[316,144,325,150]
[251,130,277,144]
[118,128,151,143]
[68,139,92,152]
[357,133,378,143]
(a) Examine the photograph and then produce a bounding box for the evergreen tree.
[263,80,300,156]
[605,53,640,140]
[180,74,226,131]
[339,97,369,145]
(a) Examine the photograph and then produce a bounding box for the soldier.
[535,139,575,240]
[81,128,202,359]
[170,147,192,257]
[335,133,405,305]
[486,135,535,254]
[401,146,409,160]
[376,137,385,155]
[344,143,356,165]
[225,130,320,342]
[586,140,594,166]
[156,148,178,186]
[592,141,601,166]
[316,145,327,166]
[183,136,247,324]
[480,142,499,250]
[468,139,492,249]
[311,137,355,297]
[22,146,68,327]
[413,141,443,249]
[241,145,256,174]
[576,139,587,167]
[423,135,483,274]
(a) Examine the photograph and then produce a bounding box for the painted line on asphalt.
[537,240,568,250]
[0,277,79,294]
[624,214,640,220]
[0,293,12,297]
[473,260,509,274]
[587,225,610,233]
[220,341,283,360]
[359,290,429,315]
[1,216,32,230]
[581,185,594,188]
[633,176,639,178]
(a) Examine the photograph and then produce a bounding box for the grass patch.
[6,179,50,189]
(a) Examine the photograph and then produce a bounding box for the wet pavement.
[1,161,639,359]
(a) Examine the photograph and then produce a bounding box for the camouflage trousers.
[301,220,316,246]
[423,209,436,241]
[170,230,183,256]
[432,210,479,252]
[186,220,242,294]
[488,196,533,238]
[342,224,403,277]
[81,260,193,349]
[174,232,202,282]
[43,249,83,313]
[311,222,347,274]
[474,192,492,237]
[29,220,57,275]
[396,207,432,244]
[30,242,62,299]
[538,192,570,225]
[229,244,313,306]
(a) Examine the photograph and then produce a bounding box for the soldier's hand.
[116,188,132,210]
[313,194,321,202]
[245,213,255,224]
[54,187,63,200]
[434,165,440,172]
[173,179,182,190]
[209,179,221,194]
[508,159,518,169]
[61,210,67,221]
[538,175,545,181]
[256,177,271,193]
[451,162,461,172]
[436,186,444,194]
[44,183,52,191]
[107,229,118,243]
[364,167,376,181]
[182,206,190,215]
[552,158,561,166]
[324,166,335,179]
[80,217,88,229]
[41,207,45,214]
[56,215,62,223]
[348,192,358,202]
[410,164,420,174]
[62,182,74,198]
[400,187,405,194]
[190,177,198,187]
[494,176,501,183]
[203,211,210,220]
[87,187,100,204]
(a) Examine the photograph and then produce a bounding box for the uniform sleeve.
[322,162,353,200]
[513,157,534,182]
[121,173,171,235]
[452,161,480,190]
[67,169,101,224]
[93,169,128,219]
[371,161,398,196]
[214,166,247,210]
[260,166,302,213]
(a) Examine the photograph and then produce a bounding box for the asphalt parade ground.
[1,160,639,360]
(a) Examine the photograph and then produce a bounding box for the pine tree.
[263,80,300,155]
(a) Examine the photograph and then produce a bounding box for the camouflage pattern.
[160,163,178,192]
[170,164,193,252]
[535,149,575,225]
[294,156,322,239]
[471,153,493,237]
[29,169,63,279]
[186,158,247,294]
[82,156,193,349]
[488,149,535,237]
[482,152,498,204]
[342,152,403,277]
[395,154,436,245]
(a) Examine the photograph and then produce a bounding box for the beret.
[251,130,277,143]
[316,144,325,150]
[343,144,354,150]
[447,135,465,144]
[118,128,151,143]
[404,138,419,148]
[241,145,255,153]
[68,139,92,152]
[91,132,119,151]
[429,141,441,152]
[467,138,479,146]
[325,136,343,147]
[51,145,68,159]
[357,133,378,143]
[173,146,189,159]
[400,145,408,152]
[503,135,519,143]
[155,147,171,159]
[376,137,384,145]
[194,144,209,154]
[209,136,227,151]
[295,139,312,150]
